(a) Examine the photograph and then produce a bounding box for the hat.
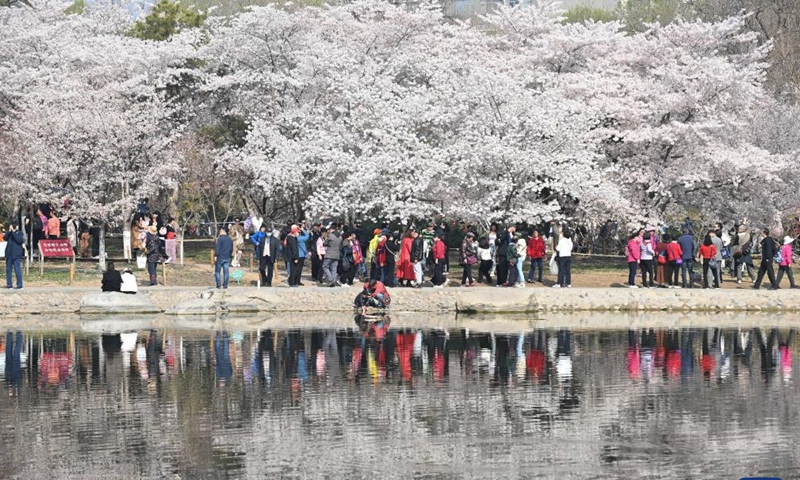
[784,236,794,245]
[373,228,381,235]
[381,228,390,236]
[123,268,132,273]
[148,225,157,234]
[466,231,475,237]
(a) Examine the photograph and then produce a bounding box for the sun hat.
[784,236,795,245]
[148,225,157,234]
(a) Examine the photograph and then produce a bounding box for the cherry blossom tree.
[0,4,190,268]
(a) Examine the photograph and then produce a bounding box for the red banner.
[39,239,74,258]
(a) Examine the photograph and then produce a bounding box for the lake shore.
[1,284,799,317]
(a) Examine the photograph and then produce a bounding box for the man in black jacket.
[753,228,778,290]
[411,229,424,288]
[495,225,515,286]
[286,226,301,287]
[101,262,123,292]
[258,229,281,286]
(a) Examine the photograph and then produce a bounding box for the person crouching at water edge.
[354,279,392,314]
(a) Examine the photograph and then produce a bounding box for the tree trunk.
[98,223,107,271]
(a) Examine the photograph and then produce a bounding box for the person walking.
[554,230,573,288]
[677,229,696,288]
[214,227,233,289]
[776,235,798,289]
[527,230,545,284]
[460,231,477,287]
[4,222,25,290]
[753,228,779,290]
[626,232,641,288]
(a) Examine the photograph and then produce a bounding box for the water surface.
[1,319,798,479]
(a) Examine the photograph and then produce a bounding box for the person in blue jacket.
[4,222,25,289]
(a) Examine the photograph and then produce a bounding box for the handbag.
[136,255,147,269]
[466,254,478,265]
[709,258,718,269]
[657,252,667,265]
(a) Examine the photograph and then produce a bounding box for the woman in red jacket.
[665,236,683,288]
[527,230,546,283]
[396,230,415,287]
[698,234,718,289]
[432,234,446,287]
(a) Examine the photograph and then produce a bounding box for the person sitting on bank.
[355,279,391,314]
[101,262,123,292]
[121,268,138,294]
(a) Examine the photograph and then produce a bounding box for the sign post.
[38,239,76,277]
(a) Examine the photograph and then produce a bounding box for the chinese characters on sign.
[39,239,75,258]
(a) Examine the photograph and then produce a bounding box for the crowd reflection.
[1,322,798,395]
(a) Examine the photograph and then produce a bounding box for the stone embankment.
[0,286,798,317]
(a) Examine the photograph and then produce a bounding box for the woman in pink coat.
[776,236,798,288]
[626,232,641,288]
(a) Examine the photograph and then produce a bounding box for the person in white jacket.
[553,231,574,288]
[120,268,139,294]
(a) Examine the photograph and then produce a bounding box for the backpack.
[773,240,783,264]
[741,239,752,256]
[32,215,43,231]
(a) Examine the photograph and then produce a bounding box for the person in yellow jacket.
[366,228,381,280]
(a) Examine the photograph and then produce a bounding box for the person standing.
[396,230,415,287]
[411,229,425,288]
[286,225,302,287]
[776,236,798,289]
[495,226,514,287]
[258,229,280,286]
[322,226,342,286]
[46,211,61,238]
[665,236,683,288]
[554,230,573,288]
[66,215,79,255]
[460,232,476,287]
[515,234,527,287]
[214,227,233,289]
[752,228,779,290]
[677,229,696,288]
[505,233,520,287]
[527,230,545,284]
[4,222,25,289]
[709,230,724,287]
[476,236,493,285]
[432,234,446,287]
[145,225,163,286]
[698,234,718,289]
[626,232,641,288]
[296,225,310,286]
[640,233,655,287]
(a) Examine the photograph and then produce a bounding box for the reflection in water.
[0,322,799,478]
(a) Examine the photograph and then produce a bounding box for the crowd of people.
[624,223,798,290]
[210,218,799,296]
